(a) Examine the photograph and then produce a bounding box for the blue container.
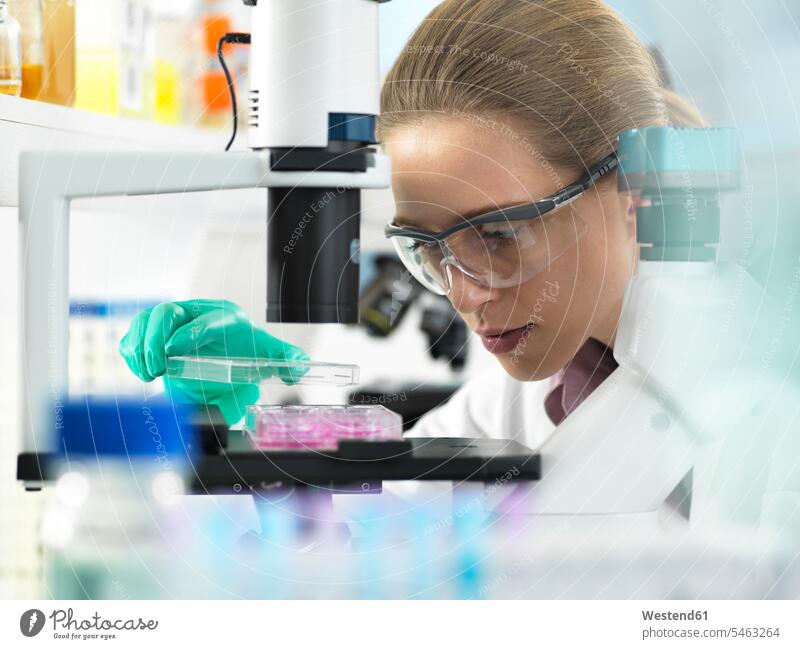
[55,397,198,464]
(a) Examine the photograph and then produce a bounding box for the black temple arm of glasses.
[550,152,619,207]
[586,152,619,184]
[575,151,619,190]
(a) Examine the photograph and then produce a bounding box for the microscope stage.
[17,432,540,493]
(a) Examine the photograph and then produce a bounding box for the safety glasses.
[384,152,618,296]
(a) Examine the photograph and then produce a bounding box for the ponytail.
[657,87,707,128]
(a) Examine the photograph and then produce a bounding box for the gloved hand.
[119,300,309,424]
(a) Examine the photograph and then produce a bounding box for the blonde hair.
[378,0,704,172]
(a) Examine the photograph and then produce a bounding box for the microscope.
[16,0,539,494]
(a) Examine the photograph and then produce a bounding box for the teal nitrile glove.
[119,300,309,425]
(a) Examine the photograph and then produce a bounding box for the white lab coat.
[334,363,558,518]
[341,361,690,527]
[406,361,556,448]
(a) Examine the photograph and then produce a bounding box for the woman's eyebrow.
[393,200,528,229]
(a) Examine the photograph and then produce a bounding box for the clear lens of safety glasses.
[391,234,449,295]
[391,207,589,295]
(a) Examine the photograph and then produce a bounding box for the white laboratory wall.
[606,0,800,154]
[378,0,440,74]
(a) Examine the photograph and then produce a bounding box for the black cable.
[217,32,251,151]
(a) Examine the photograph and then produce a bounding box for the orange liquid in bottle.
[21,62,42,99]
[0,67,21,96]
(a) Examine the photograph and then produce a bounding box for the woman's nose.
[444,263,495,314]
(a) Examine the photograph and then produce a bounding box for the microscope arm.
[18,149,390,475]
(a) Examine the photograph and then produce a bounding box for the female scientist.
[119,0,703,449]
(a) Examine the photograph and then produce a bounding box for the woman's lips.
[479,324,534,354]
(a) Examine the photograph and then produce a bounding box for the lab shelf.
[0,95,228,207]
